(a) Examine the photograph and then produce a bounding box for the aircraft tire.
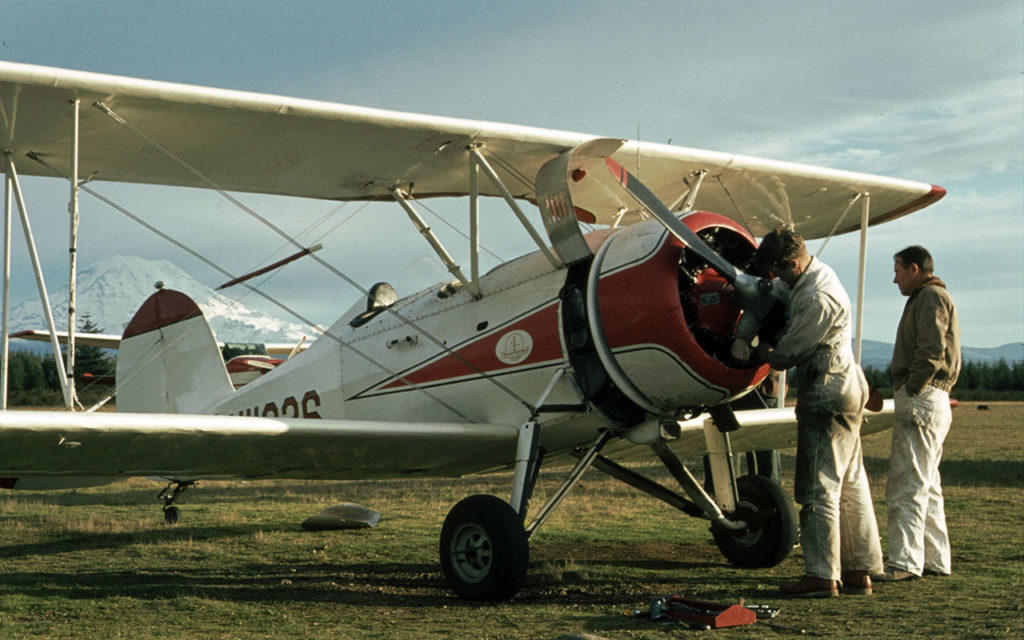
[712,474,797,568]
[440,494,529,600]
[163,505,180,525]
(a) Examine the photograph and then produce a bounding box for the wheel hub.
[449,522,493,583]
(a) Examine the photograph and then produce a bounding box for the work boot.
[922,569,951,577]
[840,571,873,595]
[873,567,920,582]
[780,576,838,598]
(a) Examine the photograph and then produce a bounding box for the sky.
[0,0,1020,348]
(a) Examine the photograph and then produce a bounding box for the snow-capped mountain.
[8,255,310,343]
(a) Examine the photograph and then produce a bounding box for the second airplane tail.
[116,289,233,413]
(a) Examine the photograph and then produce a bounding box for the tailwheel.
[163,505,180,524]
[440,494,529,600]
[712,474,797,568]
[157,480,194,525]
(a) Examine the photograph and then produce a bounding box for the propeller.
[604,157,775,319]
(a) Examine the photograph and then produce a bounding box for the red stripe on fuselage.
[378,303,564,390]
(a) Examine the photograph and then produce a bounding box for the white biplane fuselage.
[192,213,767,475]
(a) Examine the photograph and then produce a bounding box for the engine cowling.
[587,211,769,416]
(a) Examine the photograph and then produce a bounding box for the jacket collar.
[909,275,945,301]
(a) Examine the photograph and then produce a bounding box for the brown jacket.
[891,277,961,395]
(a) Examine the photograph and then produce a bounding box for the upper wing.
[603,401,895,462]
[10,330,302,357]
[0,61,942,239]
[0,410,517,481]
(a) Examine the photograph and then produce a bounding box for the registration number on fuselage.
[229,390,322,418]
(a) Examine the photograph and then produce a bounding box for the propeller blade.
[603,157,774,316]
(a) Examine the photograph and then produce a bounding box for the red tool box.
[659,595,756,628]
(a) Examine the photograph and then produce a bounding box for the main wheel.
[712,474,797,568]
[440,494,529,600]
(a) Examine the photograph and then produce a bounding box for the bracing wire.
[26,153,474,421]
[93,102,536,412]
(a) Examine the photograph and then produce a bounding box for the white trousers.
[794,408,884,580]
[886,385,952,575]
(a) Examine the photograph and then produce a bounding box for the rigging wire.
[413,198,504,262]
[93,102,536,412]
[26,152,474,421]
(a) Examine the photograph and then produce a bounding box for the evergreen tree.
[74,316,114,377]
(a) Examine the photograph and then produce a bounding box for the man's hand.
[730,338,751,363]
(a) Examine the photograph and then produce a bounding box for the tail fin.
[116,289,233,413]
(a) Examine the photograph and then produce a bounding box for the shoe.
[873,567,920,582]
[780,576,838,598]
[840,571,873,595]
[922,569,950,577]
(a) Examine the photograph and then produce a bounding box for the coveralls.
[887,277,960,576]
[766,257,884,580]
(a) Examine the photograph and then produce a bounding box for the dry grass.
[0,402,1021,639]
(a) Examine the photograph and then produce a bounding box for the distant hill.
[859,339,1023,370]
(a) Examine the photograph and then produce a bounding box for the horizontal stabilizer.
[11,329,304,356]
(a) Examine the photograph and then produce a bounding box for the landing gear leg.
[703,406,797,567]
[157,480,195,524]
[439,429,611,600]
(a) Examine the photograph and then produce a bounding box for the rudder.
[116,289,233,413]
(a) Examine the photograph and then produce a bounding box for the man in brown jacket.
[880,245,961,582]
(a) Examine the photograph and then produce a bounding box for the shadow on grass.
[0,531,773,609]
[864,456,1024,487]
[0,562,456,607]
[0,558,741,609]
[0,481,361,507]
[938,459,1024,487]
[0,524,263,559]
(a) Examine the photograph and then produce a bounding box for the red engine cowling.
[587,211,769,415]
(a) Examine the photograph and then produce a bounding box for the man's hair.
[894,245,934,274]
[755,227,806,269]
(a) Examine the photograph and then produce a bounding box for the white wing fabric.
[0,410,518,481]
[0,403,893,482]
[0,61,942,239]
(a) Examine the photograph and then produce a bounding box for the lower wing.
[0,402,894,485]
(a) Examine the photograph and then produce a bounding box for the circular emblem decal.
[495,330,533,365]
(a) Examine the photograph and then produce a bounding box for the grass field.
[1,402,1021,639]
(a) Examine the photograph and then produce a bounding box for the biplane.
[0,61,943,600]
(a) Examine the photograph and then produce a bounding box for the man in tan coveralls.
[878,245,960,582]
[754,228,883,597]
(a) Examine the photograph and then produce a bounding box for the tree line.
[2,330,1021,405]
[863,358,1024,401]
[4,318,115,406]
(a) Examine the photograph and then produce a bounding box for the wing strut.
[468,146,562,269]
[854,194,870,364]
[66,97,81,411]
[1,160,10,409]
[392,188,479,298]
[2,154,73,408]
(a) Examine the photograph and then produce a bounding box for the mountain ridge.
[8,255,310,344]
